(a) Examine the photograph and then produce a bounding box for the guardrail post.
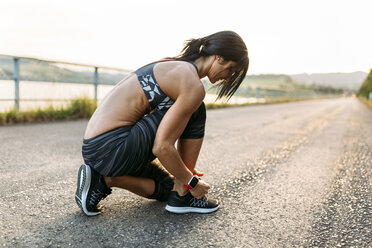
[13,57,20,112]
[256,88,261,99]
[94,67,98,103]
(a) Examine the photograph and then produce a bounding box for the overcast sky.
[0,0,371,74]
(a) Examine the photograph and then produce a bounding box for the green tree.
[358,68,372,99]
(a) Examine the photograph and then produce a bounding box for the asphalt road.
[0,97,371,247]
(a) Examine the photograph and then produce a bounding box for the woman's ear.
[216,55,225,64]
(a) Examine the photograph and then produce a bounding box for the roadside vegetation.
[0,97,323,126]
[358,97,372,109]
[0,98,96,125]
[205,97,309,109]
[357,68,372,109]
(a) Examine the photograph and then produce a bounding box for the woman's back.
[84,61,202,139]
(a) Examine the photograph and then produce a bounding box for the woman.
[75,30,249,216]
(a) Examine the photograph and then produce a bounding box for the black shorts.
[82,102,206,177]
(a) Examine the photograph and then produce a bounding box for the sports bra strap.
[189,62,199,73]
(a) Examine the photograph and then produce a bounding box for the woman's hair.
[168,30,249,100]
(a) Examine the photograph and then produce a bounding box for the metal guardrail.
[0,54,132,112]
[0,54,327,112]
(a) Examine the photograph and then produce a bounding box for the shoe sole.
[165,205,219,214]
[75,164,100,216]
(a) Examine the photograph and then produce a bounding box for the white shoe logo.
[80,171,84,189]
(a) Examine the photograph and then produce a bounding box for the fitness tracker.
[184,176,199,189]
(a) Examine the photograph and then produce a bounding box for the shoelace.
[88,189,110,210]
[190,197,208,208]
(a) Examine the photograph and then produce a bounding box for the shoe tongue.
[186,192,198,200]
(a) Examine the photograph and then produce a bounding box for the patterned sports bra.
[134,62,198,111]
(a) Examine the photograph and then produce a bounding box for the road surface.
[0,97,371,247]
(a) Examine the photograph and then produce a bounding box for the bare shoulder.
[154,61,205,100]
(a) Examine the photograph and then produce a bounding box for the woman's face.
[208,56,237,84]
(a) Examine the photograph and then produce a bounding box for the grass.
[0,96,327,126]
[358,97,372,109]
[0,98,96,125]
[205,97,311,109]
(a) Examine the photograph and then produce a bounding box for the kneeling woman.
[75,30,249,216]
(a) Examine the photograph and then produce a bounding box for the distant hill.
[290,72,368,91]
[0,58,128,84]
[242,74,305,90]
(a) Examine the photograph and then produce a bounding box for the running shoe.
[165,191,219,214]
[75,164,112,216]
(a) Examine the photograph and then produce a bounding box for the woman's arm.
[152,90,203,183]
[152,77,210,197]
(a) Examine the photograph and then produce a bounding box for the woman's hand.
[189,180,210,199]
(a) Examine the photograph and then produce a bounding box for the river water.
[0,80,115,111]
[0,80,256,112]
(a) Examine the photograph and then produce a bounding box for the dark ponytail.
[175,37,207,62]
[167,31,249,100]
